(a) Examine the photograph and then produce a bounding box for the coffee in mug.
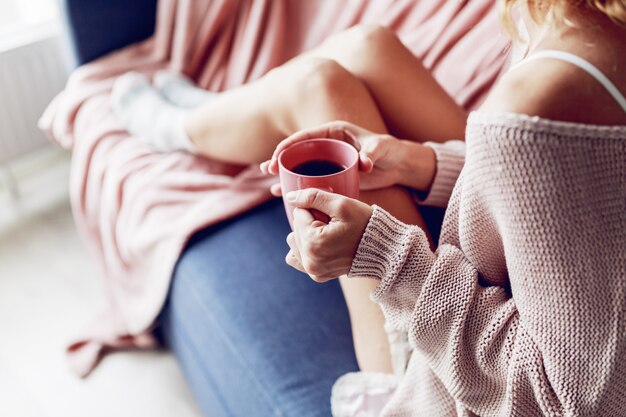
[291,160,346,176]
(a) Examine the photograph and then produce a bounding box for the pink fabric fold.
[39,0,510,377]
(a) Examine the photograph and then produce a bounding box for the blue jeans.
[158,199,359,417]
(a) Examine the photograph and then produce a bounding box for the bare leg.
[184,58,386,164]
[184,25,466,160]
[184,26,467,164]
[302,25,468,142]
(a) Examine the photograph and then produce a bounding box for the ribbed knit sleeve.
[348,112,626,417]
[349,206,436,326]
[349,206,529,415]
[413,140,465,208]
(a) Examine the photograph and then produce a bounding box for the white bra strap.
[509,50,626,114]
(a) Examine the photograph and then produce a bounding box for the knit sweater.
[345,112,626,416]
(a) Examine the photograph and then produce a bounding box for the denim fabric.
[159,199,359,417]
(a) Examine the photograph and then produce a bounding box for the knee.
[323,24,398,52]
[281,57,360,106]
[296,58,356,96]
[264,57,360,134]
[351,24,397,46]
[342,24,399,55]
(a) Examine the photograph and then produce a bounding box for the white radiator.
[0,24,68,165]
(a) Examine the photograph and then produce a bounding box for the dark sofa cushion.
[59,0,158,66]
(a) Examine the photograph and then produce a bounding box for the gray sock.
[111,72,196,153]
[154,70,216,109]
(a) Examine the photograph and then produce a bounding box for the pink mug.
[278,139,359,227]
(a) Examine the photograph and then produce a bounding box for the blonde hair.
[499,0,626,39]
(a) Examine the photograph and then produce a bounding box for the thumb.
[286,188,345,218]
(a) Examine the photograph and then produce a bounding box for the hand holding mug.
[261,121,406,191]
[285,188,373,282]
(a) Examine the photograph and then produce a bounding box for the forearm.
[395,140,437,192]
[397,139,466,208]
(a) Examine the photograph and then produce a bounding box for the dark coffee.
[292,160,345,176]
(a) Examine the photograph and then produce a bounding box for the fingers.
[291,209,330,281]
[286,188,350,219]
[286,230,332,283]
[361,136,388,166]
[359,152,375,173]
[292,207,315,227]
[286,249,304,272]
[286,233,306,273]
[285,237,334,283]
[270,183,282,197]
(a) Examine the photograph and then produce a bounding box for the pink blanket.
[40,0,510,377]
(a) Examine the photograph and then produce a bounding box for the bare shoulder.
[480,58,626,125]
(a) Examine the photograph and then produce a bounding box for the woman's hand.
[285,188,373,282]
[260,121,406,191]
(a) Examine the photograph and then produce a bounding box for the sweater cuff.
[349,206,435,331]
[349,205,422,281]
[414,140,465,208]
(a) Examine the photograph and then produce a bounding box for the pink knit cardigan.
[343,112,626,416]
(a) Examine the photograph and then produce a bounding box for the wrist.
[396,141,436,192]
